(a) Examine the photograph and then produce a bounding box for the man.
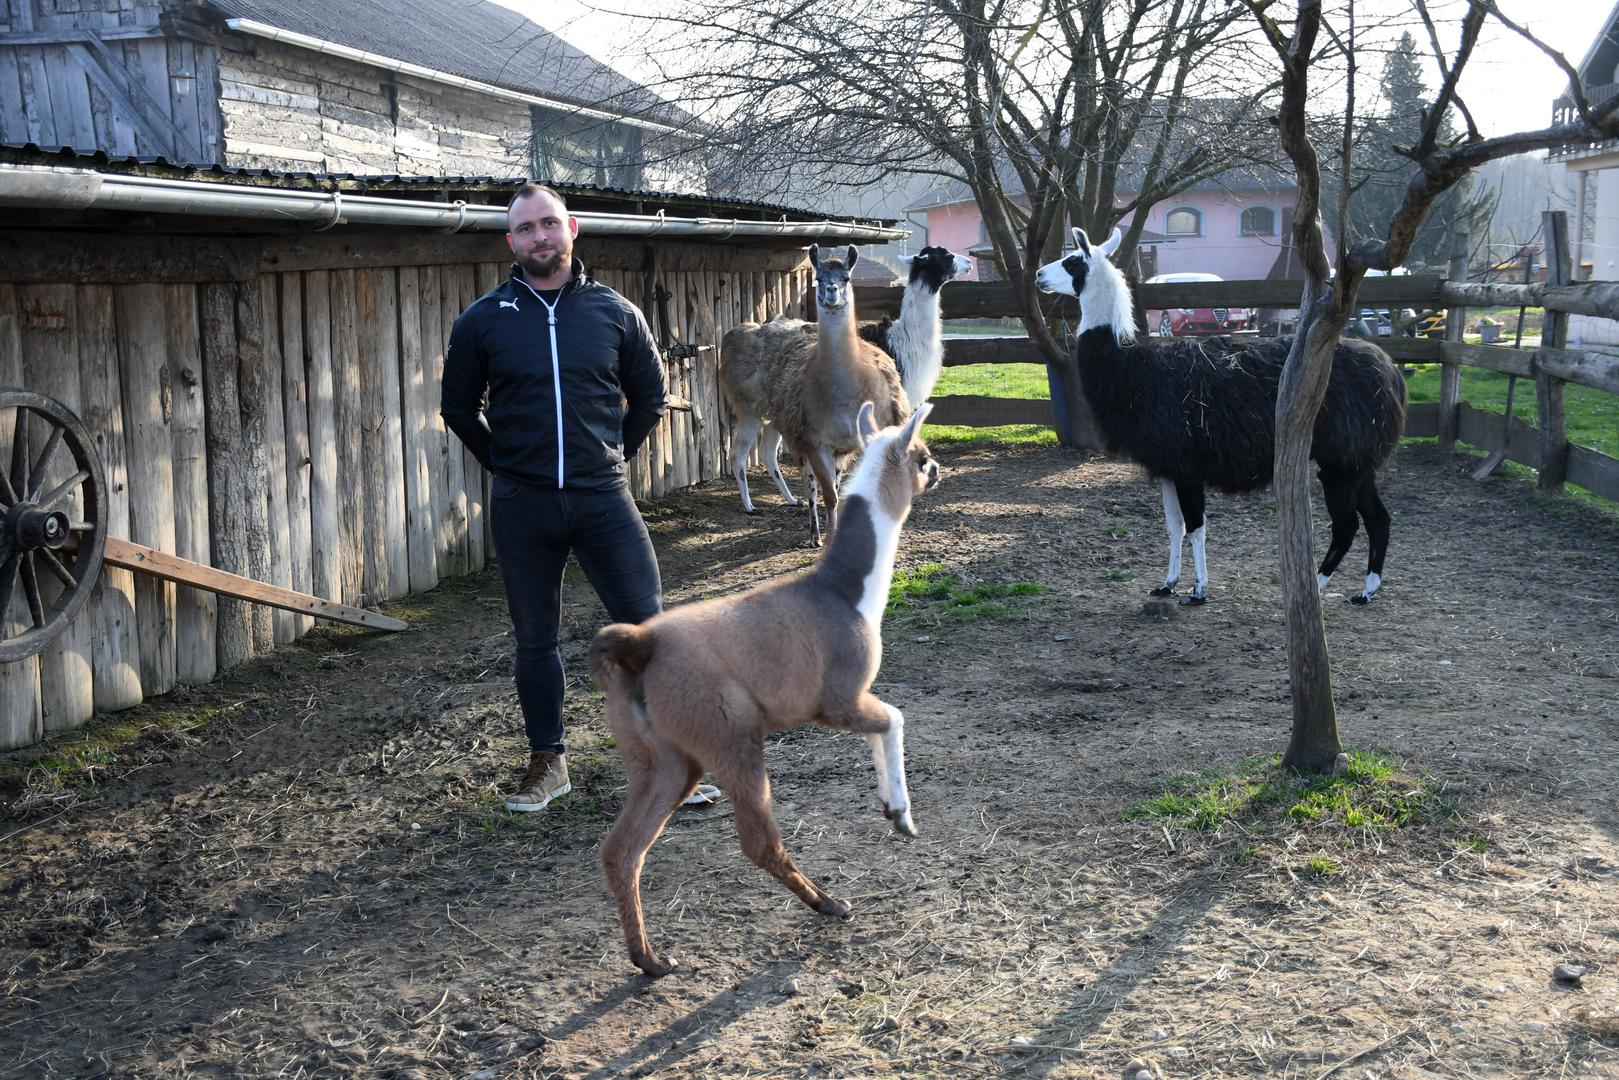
[443,184,707,812]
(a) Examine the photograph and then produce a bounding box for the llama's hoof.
[744,506,760,516]
[1149,584,1177,597]
[1179,593,1207,606]
[1349,593,1373,606]
[634,953,678,978]
[886,807,919,837]
[817,896,853,919]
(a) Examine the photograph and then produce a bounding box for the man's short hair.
[508,183,567,214]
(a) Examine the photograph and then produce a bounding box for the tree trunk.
[1276,292,1343,773]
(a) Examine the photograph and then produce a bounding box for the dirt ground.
[3,439,1618,1079]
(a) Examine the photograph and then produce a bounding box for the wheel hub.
[6,501,71,552]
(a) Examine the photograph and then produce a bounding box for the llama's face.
[906,247,974,292]
[810,244,857,312]
[855,402,940,515]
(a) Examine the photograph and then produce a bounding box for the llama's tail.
[589,623,657,687]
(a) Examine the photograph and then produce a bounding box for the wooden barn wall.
[0,0,220,165]
[216,36,530,175]
[0,231,813,748]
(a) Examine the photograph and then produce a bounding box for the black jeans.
[489,477,662,755]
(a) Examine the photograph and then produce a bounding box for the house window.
[531,107,644,189]
[1165,207,1201,236]
[1240,206,1276,236]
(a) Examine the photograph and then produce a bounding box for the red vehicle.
[1145,272,1252,337]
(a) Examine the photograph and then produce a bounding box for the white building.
[1553,2,1619,345]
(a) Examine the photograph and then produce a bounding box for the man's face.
[506,191,578,281]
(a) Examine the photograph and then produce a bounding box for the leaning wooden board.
[102,537,407,633]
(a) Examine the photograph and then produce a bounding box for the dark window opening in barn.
[531,108,644,189]
[1240,206,1276,236]
[1165,207,1201,237]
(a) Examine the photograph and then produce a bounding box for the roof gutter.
[0,166,909,244]
[224,17,687,137]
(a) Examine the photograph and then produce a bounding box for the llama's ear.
[900,402,933,443]
[1098,227,1123,257]
[1071,227,1090,254]
[856,401,880,445]
[846,245,859,269]
[809,243,820,269]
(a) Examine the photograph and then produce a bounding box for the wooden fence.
[857,213,1619,502]
[0,230,813,748]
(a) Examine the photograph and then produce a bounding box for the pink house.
[910,170,1322,282]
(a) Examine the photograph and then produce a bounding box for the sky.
[494,0,1615,140]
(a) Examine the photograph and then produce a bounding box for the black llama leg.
[1176,480,1208,605]
[1315,468,1363,593]
[1352,475,1392,605]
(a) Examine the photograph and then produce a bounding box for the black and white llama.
[860,246,975,409]
[1035,227,1406,605]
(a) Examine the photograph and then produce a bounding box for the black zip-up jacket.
[441,260,667,491]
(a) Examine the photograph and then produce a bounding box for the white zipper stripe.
[513,274,567,488]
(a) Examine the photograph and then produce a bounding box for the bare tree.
[1243,0,1619,772]
[620,0,1276,377]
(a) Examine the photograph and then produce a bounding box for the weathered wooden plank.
[42,44,96,151]
[440,265,470,575]
[1455,402,1543,470]
[258,275,295,644]
[77,284,142,712]
[926,394,1056,428]
[1537,211,1572,492]
[1535,345,1619,397]
[17,283,94,731]
[15,45,54,147]
[355,267,391,604]
[330,268,365,604]
[166,36,205,164]
[234,278,276,653]
[104,538,408,633]
[114,282,178,696]
[416,262,450,579]
[199,282,254,670]
[302,270,341,607]
[1439,280,1619,322]
[1436,340,1535,378]
[166,283,216,686]
[278,272,314,637]
[0,232,249,285]
[0,283,44,746]
[1439,238,1469,451]
[396,266,437,593]
[1567,444,1619,503]
[0,47,31,145]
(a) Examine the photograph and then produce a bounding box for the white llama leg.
[730,414,763,513]
[878,703,916,837]
[1153,478,1185,595]
[865,731,891,806]
[759,422,800,505]
[1357,571,1382,603]
[1188,524,1208,602]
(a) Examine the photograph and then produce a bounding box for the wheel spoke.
[0,455,15,507]
[0,553,16,635]
[20,553,44,628]
[26,425,65,500]
[8,407,27,506]
[39,548,76,589]
[35,468,91,512]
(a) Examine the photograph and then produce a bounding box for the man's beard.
[517,245,569,281]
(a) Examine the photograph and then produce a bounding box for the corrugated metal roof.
[0,143,897,226]
[202,0,694,129]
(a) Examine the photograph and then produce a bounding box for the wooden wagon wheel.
[0,388,108,664]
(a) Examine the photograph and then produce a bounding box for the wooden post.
[18,283,95,731]
[200,282,254,671]
[258,275,296,644]
[303,271,342,609]
[439,266,469,577]
[233,279,275,654]
[397,266,439,594]
[356,267,392,605]
[0,284,44,746]
[279,272,315,637]
[78,284,143,712]
[1537,211,1572,492]
[166,284,216,686]
[417,263,451,580]
[116,283,179,696]
[1440,232,1469,451]
[330,269,365,604]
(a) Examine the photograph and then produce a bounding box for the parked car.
[1144,272,1252,337]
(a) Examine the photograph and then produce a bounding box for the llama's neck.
[889,280,944,409]
[815,301,863,358]
[1080,263,1138,344]
[814,493,905,629]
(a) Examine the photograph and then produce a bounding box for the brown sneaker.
[506,751,571,812]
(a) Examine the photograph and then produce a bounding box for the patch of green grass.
[887,563,1046,622]
[1403,363,1619,459]
[1100,568,1135,582]
[1126,752,1463,876]
[1302,856,1343,877]
[925,362,1058,446]
[924,423,1059,447]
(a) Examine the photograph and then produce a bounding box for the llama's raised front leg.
[837,694,917,837]
[601,740,704,978]
[730,414,765,514]
[1151,478,1185,597]
[1351,475,1392,605]
[1176,480,1209,605]
[718,746,851,918]
[759,423,800,505]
